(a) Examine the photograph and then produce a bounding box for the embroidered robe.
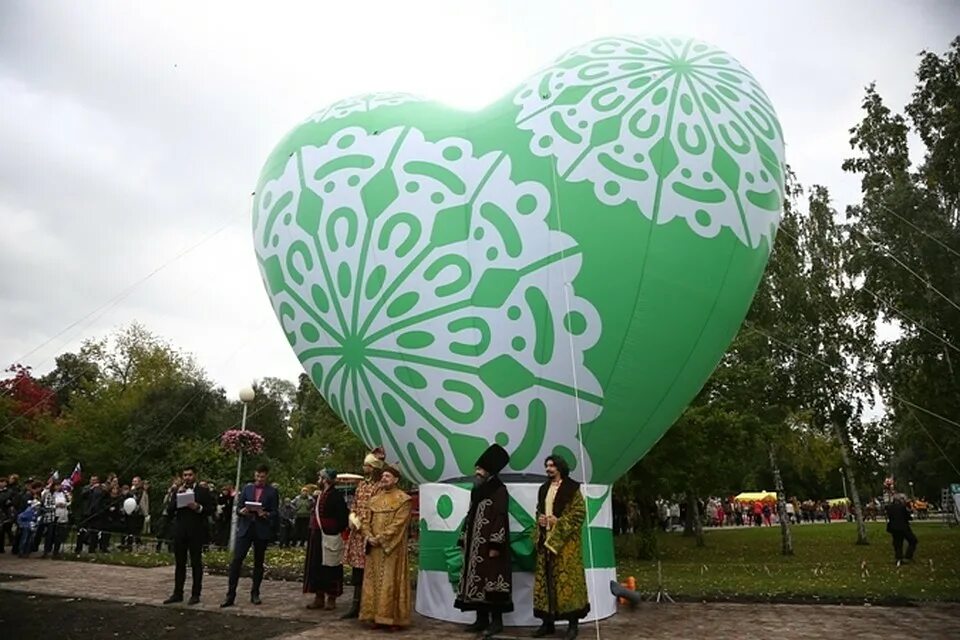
[454,476,513,613]
[343,478,379,568]
[532,478,590,621]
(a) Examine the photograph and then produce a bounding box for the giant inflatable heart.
[252,36,785,485]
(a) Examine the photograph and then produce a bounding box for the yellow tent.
[734,491,777,503]
[828,497,850,507]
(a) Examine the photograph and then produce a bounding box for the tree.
[843,39,960,500]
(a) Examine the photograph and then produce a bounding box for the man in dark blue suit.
[221,464,278,607]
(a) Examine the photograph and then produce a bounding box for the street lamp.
[909,481,915,499]
[228,385,256,553]
[839,467,848,500]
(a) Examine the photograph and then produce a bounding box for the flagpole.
[228,387,256,554]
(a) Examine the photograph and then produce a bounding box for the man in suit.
[163,465,215,605]
[221,464,278,607]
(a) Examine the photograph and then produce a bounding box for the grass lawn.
[617,522,960,603]
[56,522,960,604]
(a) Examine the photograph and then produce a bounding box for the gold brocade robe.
[533,479,590,621]
[342,479,379,568]
[359,487,412,627]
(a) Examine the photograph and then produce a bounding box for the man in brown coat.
[455,443,513,638]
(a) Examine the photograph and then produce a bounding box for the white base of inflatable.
[416,568,617,626]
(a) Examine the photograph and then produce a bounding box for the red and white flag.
[69,462,82,485]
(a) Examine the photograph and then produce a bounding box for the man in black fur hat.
[455,443,513,638]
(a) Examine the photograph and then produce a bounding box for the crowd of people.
[0,472,151,557]
[608,493,925,536]
[0,469,340,559]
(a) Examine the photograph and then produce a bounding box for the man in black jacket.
[885,494,918,565]
[163,465,215,605]
[74,475,106,553]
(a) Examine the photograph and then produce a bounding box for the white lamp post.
[228,385,256,553]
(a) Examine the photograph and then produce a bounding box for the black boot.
[483,611,503,638]
[464,611,490,633]
[340,586,361,619]
[532,619,555,638]
[564,619,579,640]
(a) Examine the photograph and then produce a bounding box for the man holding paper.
[163,465,215,605]
[222,464,279,607]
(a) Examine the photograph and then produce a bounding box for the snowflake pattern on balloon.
[305,92,424,124]
[252,126,603,484]
[514,36,786,249]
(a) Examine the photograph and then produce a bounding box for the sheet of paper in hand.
[245,501,264,512]
[176,490,195,509]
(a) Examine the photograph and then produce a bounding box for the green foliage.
[0,323,366,510]
[842,37,960,499]
[614,527,659,562]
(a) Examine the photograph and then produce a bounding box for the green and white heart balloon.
[252,35,785,485]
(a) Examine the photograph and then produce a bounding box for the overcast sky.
[1,0,957,399]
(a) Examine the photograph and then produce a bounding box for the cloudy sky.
[1,0,957,398]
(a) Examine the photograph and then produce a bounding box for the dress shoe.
[220,597,235,608]
[188,596,201,605]
[163,594,183,605]
[531,623,555,637]
[251,594,262,605]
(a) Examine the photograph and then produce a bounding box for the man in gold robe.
[359,463,412,629]
[340,451,383,619]
[532,455,589,640]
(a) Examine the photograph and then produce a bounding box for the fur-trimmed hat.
[381,462,402,480]
[475,443,510,476]
[319,468,337,483]
[363,453,384,469]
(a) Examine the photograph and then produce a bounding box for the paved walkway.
[1,555,958,639]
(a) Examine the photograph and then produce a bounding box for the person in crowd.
[214,485,234,548]
[163,465,215,605]
[0,476,13,554]
[222,464,278,608]
[103,483,124,551]
[16,497,41,558]
[340,451,383,619]
[304,468,349,610]
[140,479,152,540]
[40,479,71,557]
[532,455,589,640]
[292,486,314,547]
[75,475,107,553]
[155,474,179,553]
[122,476,147,550]
[885,493,918,565]
[277,497,295,547]
[359,463,412,629]
[454,444,513,638]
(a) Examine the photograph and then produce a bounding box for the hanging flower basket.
[221,429,265,455]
